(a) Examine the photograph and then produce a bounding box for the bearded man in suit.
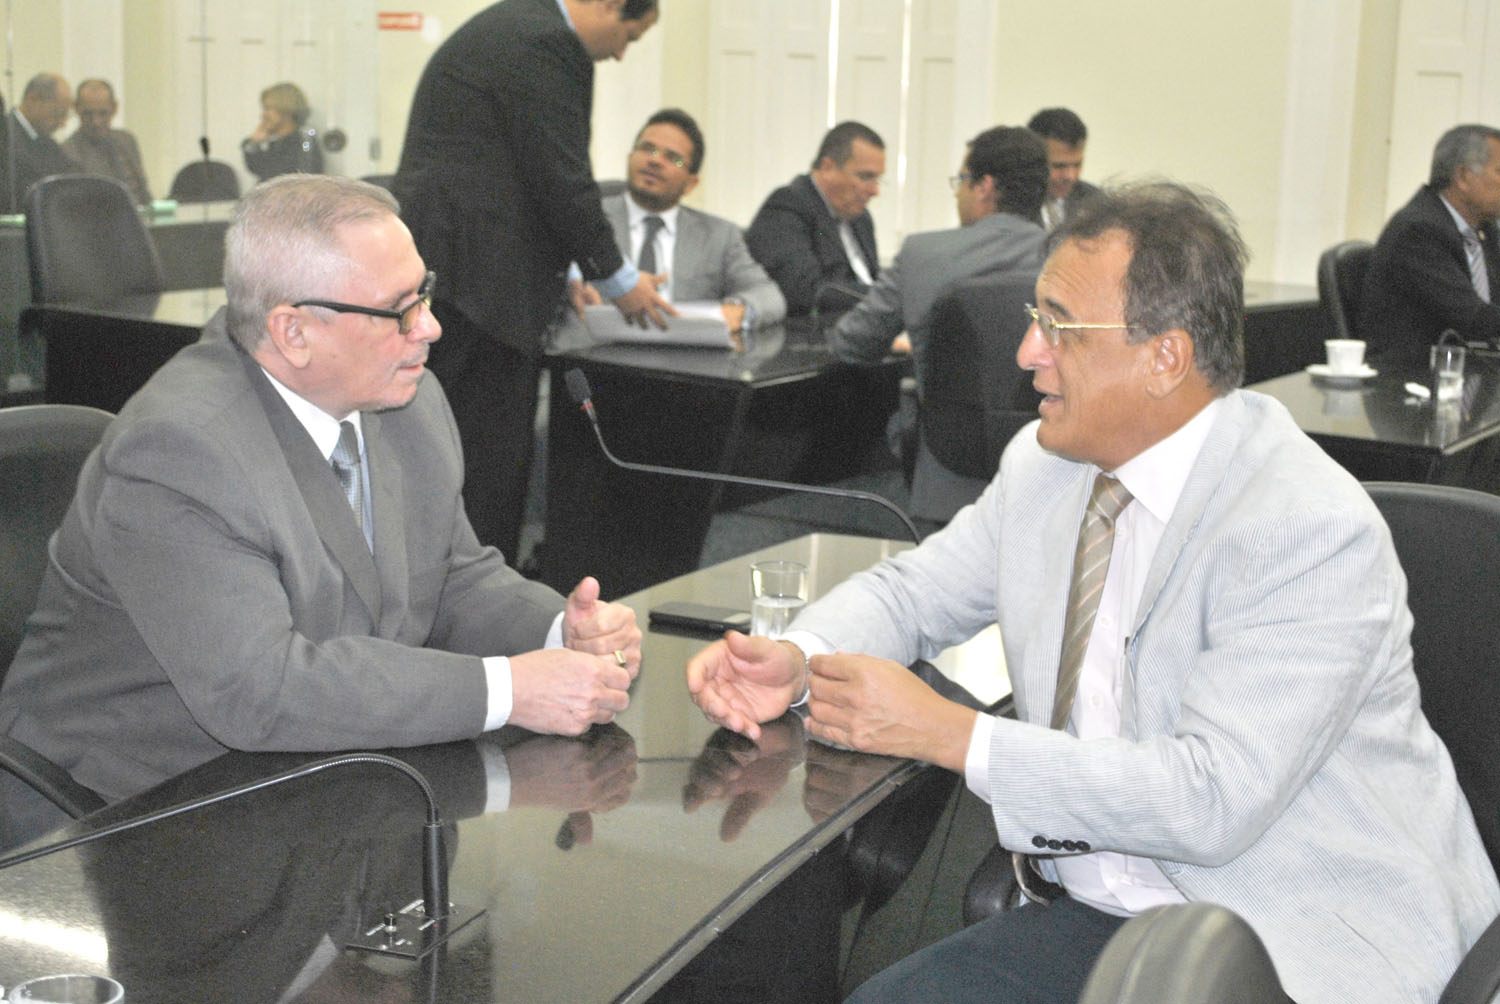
[558,107,785,342]
[0,175,642,807]
[687,181,1499,1004]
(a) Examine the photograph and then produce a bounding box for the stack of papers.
[582,301,735,349]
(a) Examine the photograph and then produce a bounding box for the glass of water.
[1431,341,1466,403]
[8,974,124,1003]
[749,560,808,638]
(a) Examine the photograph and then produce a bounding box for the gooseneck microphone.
[564,368,922,544]
[0,753,481,958]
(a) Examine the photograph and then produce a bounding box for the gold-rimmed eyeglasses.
[295,270,436,335]
[1024,303,1138,348]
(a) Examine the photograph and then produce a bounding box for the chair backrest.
[24,174,167,305]
[1364,481,1500,876]
[1079,903,1286,1004]
[0,404,113,676]
[920,269,1042,481]
[168,159,241,203]
[1316,239,1374,341]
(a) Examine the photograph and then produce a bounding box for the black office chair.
[1078,903,1286,1004]
[168,159,241,203]
[1316,239,1373,341]
[920,270,1042,483]
[0,404,112,820]
[596,178,626,198]
[24,174,167,305]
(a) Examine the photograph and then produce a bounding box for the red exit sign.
[378,12,423,31]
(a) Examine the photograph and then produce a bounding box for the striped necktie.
[329,420,365,537]
[1463,227,1491,304]
[1012,472,1133,904]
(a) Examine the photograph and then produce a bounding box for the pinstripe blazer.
[793,389,1500,1003]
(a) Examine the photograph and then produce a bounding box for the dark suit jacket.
[0,310,565,801]
[393,0,623,355]
[3,110,79,213]
[745,173,879,317]
[1362,185,1500,363]
[240,129,323,182]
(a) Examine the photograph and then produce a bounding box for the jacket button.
[1076,841,1091,852]
[1046,839,1062,851]
[1032,835,1048,848]
[1061,840,1076,852]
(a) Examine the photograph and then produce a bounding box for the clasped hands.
[685,630,975,772]
[509,576,642,736]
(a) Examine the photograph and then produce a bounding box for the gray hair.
[223,174,399,350]
[1430,124,1500,189]
[1052,181,1248,393]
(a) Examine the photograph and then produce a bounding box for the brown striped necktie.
[1013,472,1132,904]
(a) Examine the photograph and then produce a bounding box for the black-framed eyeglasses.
[1024,303,1138,348]
[634,140,688,170]
[294,270,436,335]
[948,172,973,192]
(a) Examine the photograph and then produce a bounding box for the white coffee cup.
[1324,339,1366,374]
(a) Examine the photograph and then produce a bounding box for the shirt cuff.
[781,629,834,706]
[478,741,512,814]
[483,613,567,731]
[593,261,640,301]
[964,712,995,804]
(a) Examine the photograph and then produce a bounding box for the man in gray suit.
[0,175,642,805]
[687,183,1500,1003]
[831,125,1048,522]
[564,107,785,339]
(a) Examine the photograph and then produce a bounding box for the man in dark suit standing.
[746,121,885,319]
[3,73,80,213]
[392,0,668,560]
[0,174,643,809]
[1027,107,1098,232]
[1362,123,1500,364]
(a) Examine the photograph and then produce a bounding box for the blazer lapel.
[363,411,411,639]
[240,350,383,623]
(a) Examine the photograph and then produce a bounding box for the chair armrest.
[1440,909,1500,1004]
[0,735,105,818]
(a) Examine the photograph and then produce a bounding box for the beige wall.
[37,0,1411,284]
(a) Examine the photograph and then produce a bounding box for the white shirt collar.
[554,0,575,30]
[259,366,364,460]
[624,192,679,234]
[11,108,38,142]
[1107,396,1224,526]
[1440,191,1482,238]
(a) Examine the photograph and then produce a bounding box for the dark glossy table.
[1248,352,1500,488]
[1,202,234,400]
[544,325,908,598]
[1242,280,1330,384]
[24,287,222,413]
[0,534,1011,1003]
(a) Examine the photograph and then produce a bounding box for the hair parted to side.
[224,174,400,350]
[812,121,885,170]
[1053,181,1248,393]
[1430,124,1500,189]
[1027,107,1087,146]
[967,126,1049,224]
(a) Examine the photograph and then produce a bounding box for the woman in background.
[241,82,322,181]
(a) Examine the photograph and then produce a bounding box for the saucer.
[1307,363,1377,383]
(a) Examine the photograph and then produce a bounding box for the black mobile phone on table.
[648,601,752,635]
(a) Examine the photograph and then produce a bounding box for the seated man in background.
[830,125,1049,522]
[560,107,785,342]
[1027,107,1097,232]
[62,78,152,205]
[0,175,641,811]
[1363,123,1500,363]
[746,121,884,319]
[3,73,78,213]
[687,181,1499,1003]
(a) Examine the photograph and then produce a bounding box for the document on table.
[581,301,735,349]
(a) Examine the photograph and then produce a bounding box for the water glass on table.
[1431,339,1466,403]
[8,974,124,1003]
[749,560,808,638]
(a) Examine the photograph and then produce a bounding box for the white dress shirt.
[961,397,1223,915]
[259,367,563,733]
[625,194,680,301]
[811,177,875,285]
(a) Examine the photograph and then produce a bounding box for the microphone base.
[347,899,486,959]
